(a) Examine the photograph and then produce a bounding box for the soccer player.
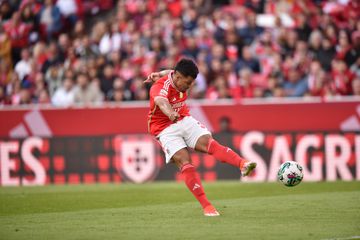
[146,58,256,216]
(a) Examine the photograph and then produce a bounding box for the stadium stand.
[0,0,359,106]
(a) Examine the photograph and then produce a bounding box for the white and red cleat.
[203,205,220,217]
[240,161,257,177]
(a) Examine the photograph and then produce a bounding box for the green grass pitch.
[0,181,359,240]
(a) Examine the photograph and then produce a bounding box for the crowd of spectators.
[0,0,359,106]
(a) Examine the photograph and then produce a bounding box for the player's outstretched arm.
[144,70,172,83]
[154,97,180,122]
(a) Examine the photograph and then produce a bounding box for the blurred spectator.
[350,57,360,78]
[272,85,286,98]
[100,64,115,97]
[214,114,236,148]
[182,36,199,59]
[0,0,13,21]
[41,42,62,73]
[315,37,336,72]
[330,59,354,95]
[308,30,323,55]
[189,60,207,98]
[236,45,261,73]
[32,41,48,68]
[99,21,122,55]
[14,48,32,81]
[352,77,360,96]
[38,0,63,41]
[336,30,352,61]
[346,30,360,68]
[3,11,31,64]
[72,19,86,39]
[283,66,308,97]
[52,77,75,106]
[307,60,328,97]
[56,0,78,25]
[295,13,312,42]
[230,68,255,99]
[8,74,22,104]
[0,24,12,66]
[108,78,125,102]
[282,30,298,57]
[0,59,12,86]
[33,72,47,102]
[20,1,37,25]
[206,76,231,99]
[45,64,64,96]
[18,88,32,104]
[76,36,99,59]
[73,73,103,104]
[263,74,283,98]
[131,77,149,101]
[37,89,51,104]
[218,116,234,134]
[238,12,264,45]
[0,86,6,105]
[58,33,71,61]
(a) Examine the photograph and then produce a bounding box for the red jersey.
[148,71,190,136]
[3,22,31,48]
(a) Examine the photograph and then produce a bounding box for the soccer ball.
[277,161,304,187]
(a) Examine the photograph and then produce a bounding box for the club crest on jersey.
[119,139,159,183]
[179,92,183,98]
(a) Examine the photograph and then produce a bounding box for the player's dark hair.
[174,58,199,79]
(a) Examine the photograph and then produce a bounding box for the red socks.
[180,139,246,209]
[207,139,247,168]
[181,163,210,209]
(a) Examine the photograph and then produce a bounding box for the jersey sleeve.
[150,81,169,100]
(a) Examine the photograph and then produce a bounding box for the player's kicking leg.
[195,135,257,177]
[172,148,220,217]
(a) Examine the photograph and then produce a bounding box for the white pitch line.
[321,236,360,240]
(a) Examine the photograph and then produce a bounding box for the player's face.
[173,71,195,92]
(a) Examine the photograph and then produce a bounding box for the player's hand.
[169,111,180,122]
[144,72,161,84]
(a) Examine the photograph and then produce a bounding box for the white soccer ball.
[277,161,304,187]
